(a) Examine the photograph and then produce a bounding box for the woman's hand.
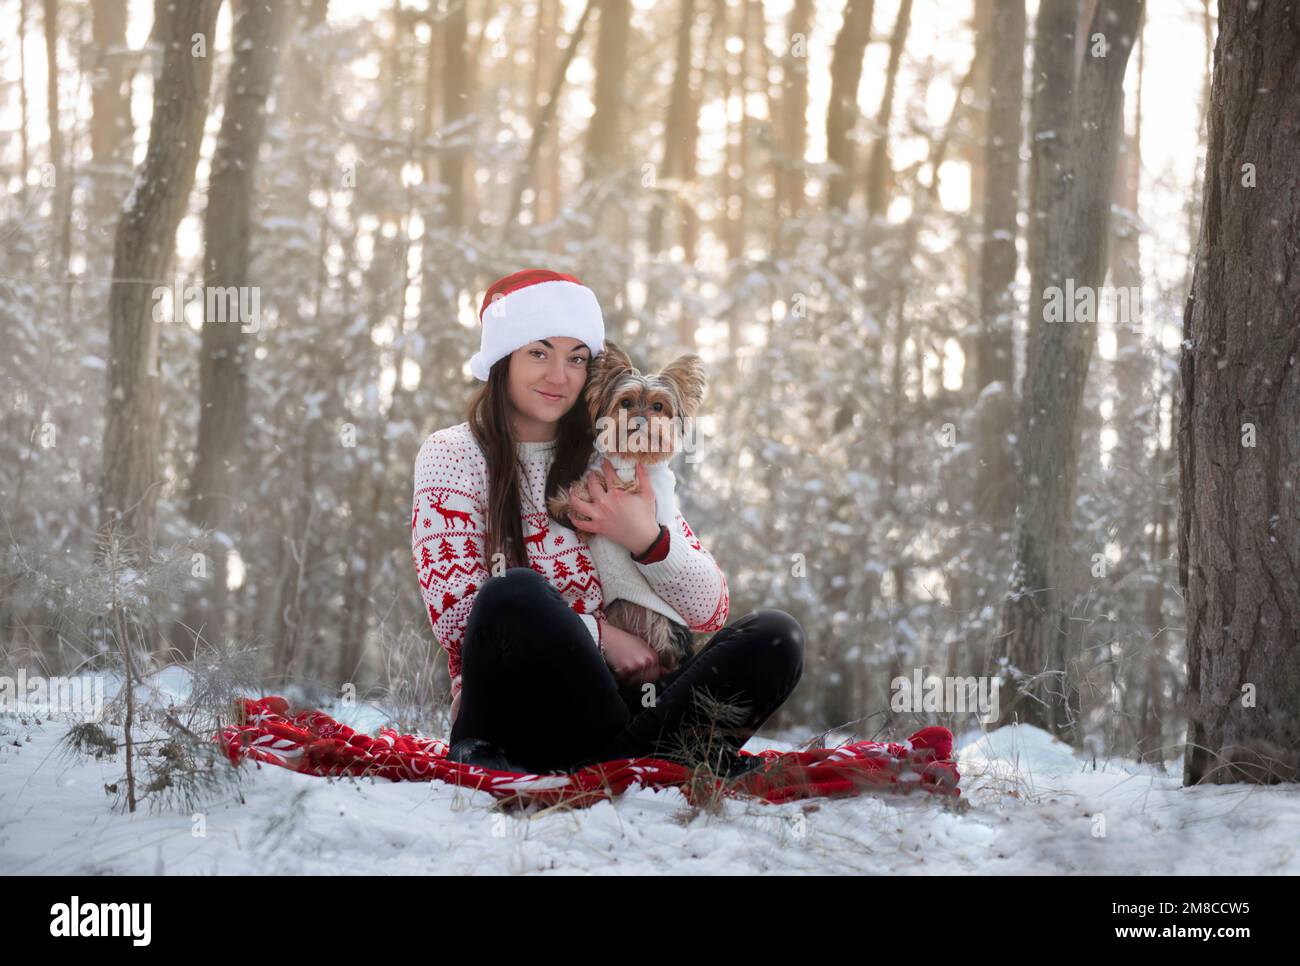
[569,459,660,554]
[599,621,664,686]
[450,675,463,724]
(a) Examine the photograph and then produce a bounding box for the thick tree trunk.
[585,0,630,243]
[1180,0,1300,786]
[973,0,1024,529]
[994,0,1141,740]
[825,0,873,211]
[98,0,222,554]
[418,0,470,398]
[89,0,134,253]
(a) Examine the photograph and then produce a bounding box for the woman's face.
[505,337,592,440]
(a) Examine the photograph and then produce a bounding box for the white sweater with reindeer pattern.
[411,422,730,700]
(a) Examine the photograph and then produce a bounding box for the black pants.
[449,567,804,774]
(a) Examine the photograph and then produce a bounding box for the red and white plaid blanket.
[219,696,961,808]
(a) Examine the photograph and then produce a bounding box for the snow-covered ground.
[3,669,1298,875]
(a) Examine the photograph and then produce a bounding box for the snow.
[3,671,1298,875]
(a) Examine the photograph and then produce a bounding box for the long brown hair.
[466,352,596,570]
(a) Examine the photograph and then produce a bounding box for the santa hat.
[469,269,606,381]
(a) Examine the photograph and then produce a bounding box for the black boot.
[712,747,769,784]
[447,737,538,774]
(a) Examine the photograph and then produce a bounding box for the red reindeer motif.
[430,493,473,529]
[522,525,548,552]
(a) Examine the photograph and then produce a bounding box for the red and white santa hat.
[469,269,605,381]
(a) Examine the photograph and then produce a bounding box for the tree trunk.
[17,0,31,203]
[504,0,596,230]
[825,0,873,211]
[585,0,630,239]
[993,0,1141,740]
[773,0,813,253]
[1109,27,1144,497]
[41,0,73,325]
[973,0,1024,529]
[648,0,698,257]
[863,0,911,219]
[717,0,743,265]
[438,0,469,229]
[88,0,134,253]
[1180,0,1300,786]
[531,0,561,228]
[418,0,470,394]
[98,0,223,555]
[180,0,289,656]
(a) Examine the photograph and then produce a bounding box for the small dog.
[548,340,706,672]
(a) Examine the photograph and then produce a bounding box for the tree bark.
[825,0,873,211]
[648,0,699,257]
[993,0,1142,740]
[776,0,812,224]
[1180,0,1300,786]
[181,0,290,656]
[418,0,470,390]
[584,0,630,188]
[973,0,1024,528]
[98,0,223,555]
[89,0,134,252]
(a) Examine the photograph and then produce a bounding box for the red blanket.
[219,696,961,808]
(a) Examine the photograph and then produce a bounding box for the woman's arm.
[568,460,729,634]
[630,510,730,633]
[576,608,607,651]
[411,432,491,684]
[413,430,606,681]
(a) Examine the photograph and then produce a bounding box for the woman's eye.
[530,350,545,359]
[571,356,588,365]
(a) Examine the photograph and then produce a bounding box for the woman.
[411,268,804,777]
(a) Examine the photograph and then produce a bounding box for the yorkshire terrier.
[547,340,707,672]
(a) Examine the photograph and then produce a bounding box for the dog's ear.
[585,340,636,425]
[658,353,706,418]
[592,339,635,378]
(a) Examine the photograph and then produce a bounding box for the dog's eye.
[620,399,631,408]
[652,402,664,412]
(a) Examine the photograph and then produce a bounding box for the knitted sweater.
[411,421,730,699]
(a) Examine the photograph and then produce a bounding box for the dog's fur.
[548,340,706,671]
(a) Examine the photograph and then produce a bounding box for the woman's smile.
[535,389,565,402]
